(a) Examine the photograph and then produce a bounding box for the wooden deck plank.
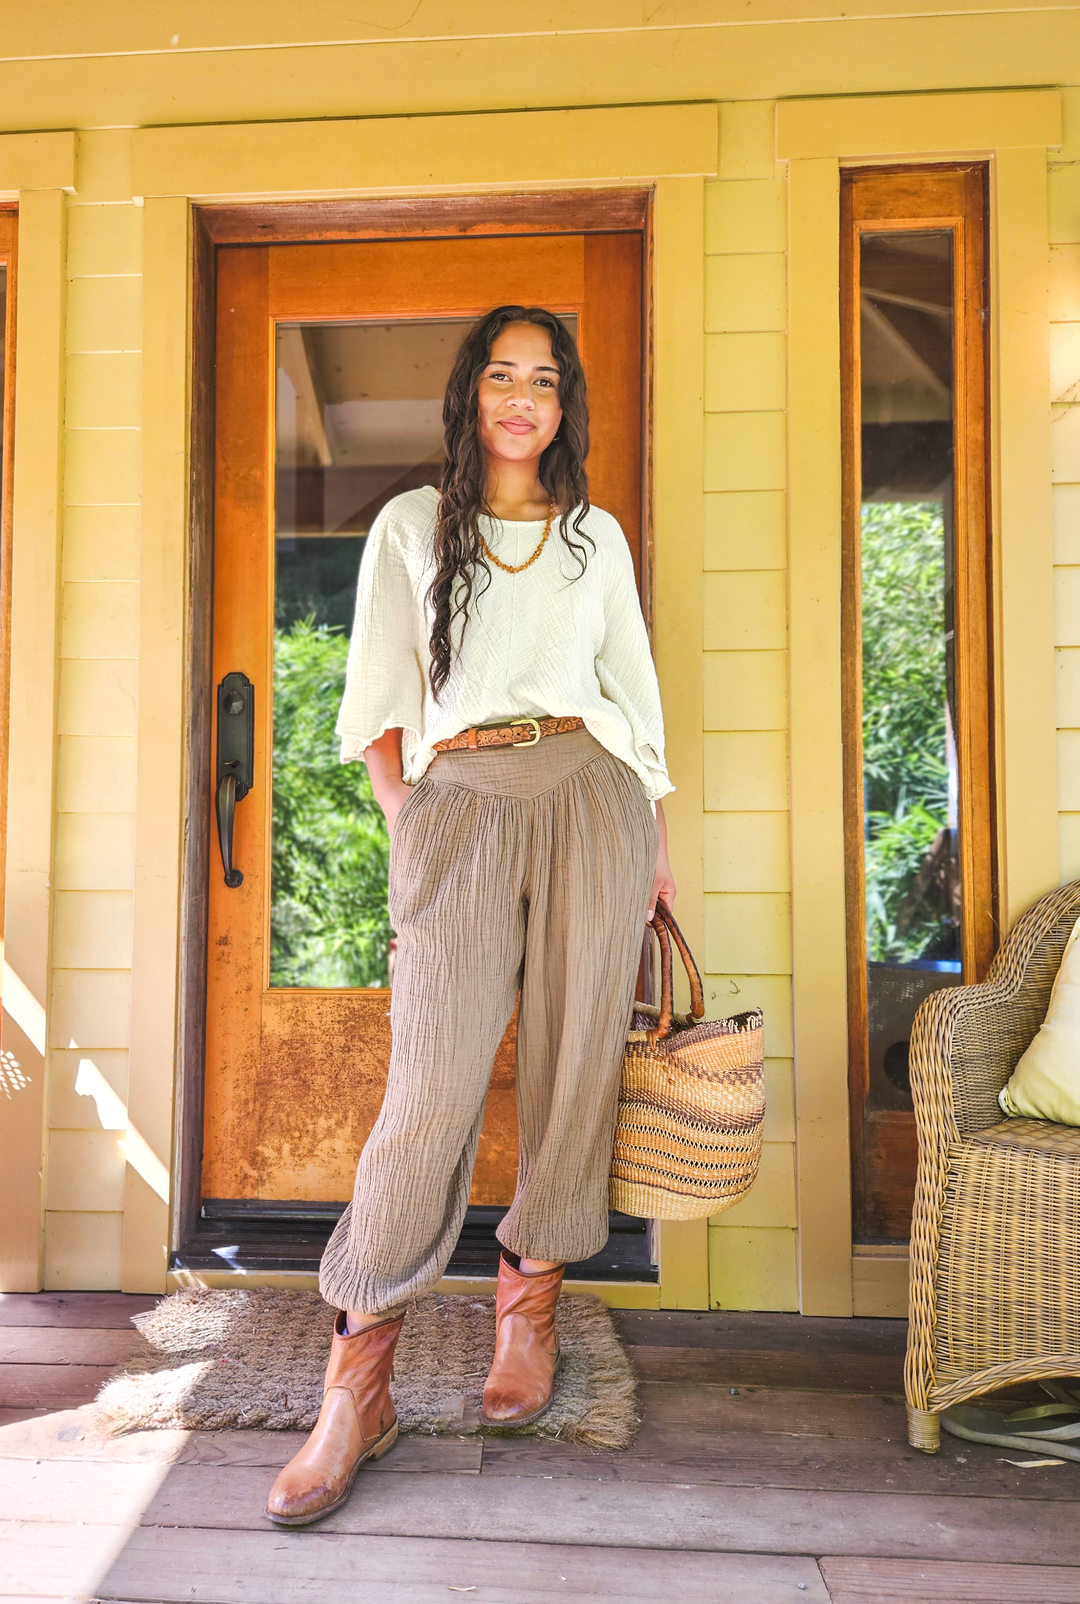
[94,1528,830,1604]
[0,1405,53,1427]
[0,1363,112,1408]
[0,1405,190,1462]
[626,1343,904,1391]
[0,1407,482,1472]
[0,1292,158,1328]
[171,1429,483,1474]
[0,1520,133,1602]
[635,1379,909,1438]
[21,1462,1074,1565]
[480,1423,1079,1500]
[615,1309,908,1355]
[0,1326,140,1364]
[819,1556,1080,1602]
[2,1412,1067,1503]
[2,1399,1071,1503]
[0,1458,171,1524]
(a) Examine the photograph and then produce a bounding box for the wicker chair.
[905,879,1080,1452]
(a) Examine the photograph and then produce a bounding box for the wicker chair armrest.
[909,880,1080,1141]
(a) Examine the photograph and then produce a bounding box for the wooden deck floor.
[3,1292,1080,1603]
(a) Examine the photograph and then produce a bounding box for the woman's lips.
[499,417,535,434]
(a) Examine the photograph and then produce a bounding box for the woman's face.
[476,322,563,470]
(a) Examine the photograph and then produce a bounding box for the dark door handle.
[216,772,243,888]
[215,672,254,889]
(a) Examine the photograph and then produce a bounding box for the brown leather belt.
[432,715,586,753]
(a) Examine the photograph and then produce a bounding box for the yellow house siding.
[705,257,787,337]
[706,179,787,256]
[45,130,142,1291]
[718,1141,798,1230]
[1052,98,1080,882]
[709,1226,799,1313]
[703,571,786,651]
[702,105,798,1312]
[764,1059,796,1145]
[704,649,787,730]
[705,893,792,975]
[48,971,131,1051]
[705,732,788,812]
[47,1048,128,1129]
[44,1212,124,1293]
[706,331,786,414]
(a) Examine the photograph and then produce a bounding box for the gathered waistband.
[425,726,619,800]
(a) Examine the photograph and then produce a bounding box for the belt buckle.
[510,717,542,747]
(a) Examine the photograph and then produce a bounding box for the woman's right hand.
[362,727,411,833]
[381,779,414,837]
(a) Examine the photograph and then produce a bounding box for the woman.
[267,305,674,1526]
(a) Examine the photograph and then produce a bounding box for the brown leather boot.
[265,1310,403,1526]
[480,1253,563,1426]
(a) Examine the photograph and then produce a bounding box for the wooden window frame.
[840,164,996,1244]
[175,189,654,1264]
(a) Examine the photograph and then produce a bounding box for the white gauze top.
[336,485,672,802]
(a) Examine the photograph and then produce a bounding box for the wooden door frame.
[0,207,18,997]
[174,189,654,1272]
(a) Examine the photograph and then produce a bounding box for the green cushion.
[999,913,1080,1126]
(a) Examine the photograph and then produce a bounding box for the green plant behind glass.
[861,502,953,965]
[270,618,391,988]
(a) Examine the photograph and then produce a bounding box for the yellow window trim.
[0,189,66,1290]
[783,89,1061,1316]
[131,103,719,202]
[777,88,1061,163]
[0,131,76,196]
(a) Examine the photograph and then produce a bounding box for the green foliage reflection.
[861,502,956,965]
[270,619,392,988]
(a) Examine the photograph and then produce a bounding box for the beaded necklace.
[479,503,557,575]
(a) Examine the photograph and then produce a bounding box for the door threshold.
[166,1264,662,1308]
[173,1204,658,1285]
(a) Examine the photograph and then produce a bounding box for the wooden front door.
[202,230,643,1212]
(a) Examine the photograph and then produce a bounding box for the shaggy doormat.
[92,1287,638,1450]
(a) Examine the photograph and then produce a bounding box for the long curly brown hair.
[427,305,592,700]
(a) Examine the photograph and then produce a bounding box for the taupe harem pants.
[319,728,658,1314]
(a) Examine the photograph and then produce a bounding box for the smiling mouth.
[499,418,535,433]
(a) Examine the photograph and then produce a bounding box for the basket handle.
[647,898,706,1039]
[646,909,675,1041]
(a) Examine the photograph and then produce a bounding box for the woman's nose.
[506,384,534,409]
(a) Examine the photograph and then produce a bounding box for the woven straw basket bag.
[610,901,765,1222]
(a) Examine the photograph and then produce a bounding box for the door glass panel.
[858,232,962,1112]
[271,318,467,989]
[271,313,580,992]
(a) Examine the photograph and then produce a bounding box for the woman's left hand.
[649,801,676,920]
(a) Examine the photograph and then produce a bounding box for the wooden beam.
[201,190,651,245]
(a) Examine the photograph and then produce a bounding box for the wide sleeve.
[335,504,426,764]
[594,520,673,801]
